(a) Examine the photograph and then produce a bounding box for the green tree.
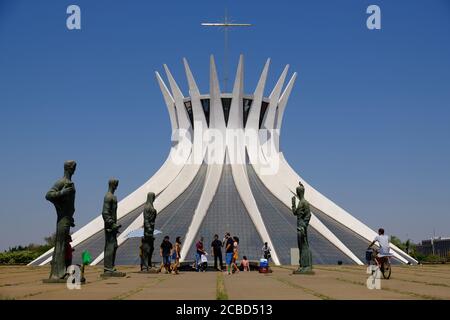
[0,233,56,265]
[390,235,406,251]
[44,233,56,247]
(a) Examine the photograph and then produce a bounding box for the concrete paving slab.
[1,265,449,300]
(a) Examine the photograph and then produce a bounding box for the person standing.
[211,234,223,271]
[224,232,234,275]
[195,236,206,272]
[231,236,240,274]
[160,236,173,274]
[171,237,182,274]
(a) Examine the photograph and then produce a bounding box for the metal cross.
[202,9,251,91]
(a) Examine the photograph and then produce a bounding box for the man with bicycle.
[367,228,391,267]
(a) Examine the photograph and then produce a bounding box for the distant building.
[416,237,450,258]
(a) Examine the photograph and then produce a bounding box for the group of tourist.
[194,233,274,274]
[195,232,244,274]
[140,235,182,274]
[140,232,263,275]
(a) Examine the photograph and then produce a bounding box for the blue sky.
[0,0,449,251]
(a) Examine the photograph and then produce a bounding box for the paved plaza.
[1,264,449,300]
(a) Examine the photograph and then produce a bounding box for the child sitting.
[200,253,208,272]
[241,256,250,271]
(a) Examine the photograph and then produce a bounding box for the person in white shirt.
[262,242,271,262]
[368,228,391,265]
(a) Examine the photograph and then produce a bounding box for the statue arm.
[297,203,311,234]
[45,181,65,201]
[304,204,312,226]
[143,211,150,231]
[143,212,155,237]
[291,196,297,214]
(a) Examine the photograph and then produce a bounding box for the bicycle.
[366,247,392,279]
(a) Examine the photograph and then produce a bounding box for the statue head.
[108,179,119,193]
[296,181,305,199]
[146,192,156,205]
[64,160,77,177]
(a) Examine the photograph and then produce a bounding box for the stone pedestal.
[42,277,86,284]
[137,268,158,274]
[101,271,126,278]
[293,267,315,275]
[42,278,67,284]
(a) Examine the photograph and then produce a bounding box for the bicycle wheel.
[381,259,391,279]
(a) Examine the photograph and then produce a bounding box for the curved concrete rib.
[92,68,210,265]
[249,156,363,265]
[164,64,192,132]
[247,65,362,264]
[230,161,282,265]
[180,56,226,261]
[227,54,244,130]
[209,55,226,134]
[183,58,208,164]
[91,154,203,265]
[245,58,270,130]
[225,55,281,264]
[258,69,412,263]
[179,162,223,262]
[273,72,297,153]
[259,66,289,164]
[262,65,289,131]
[183,58,208,129]
[226,54,246,167]
[276,153,414,264]
[156,71,178,132]
[31,74,189,266]
[245,57,274,176]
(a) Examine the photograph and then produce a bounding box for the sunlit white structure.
[30,55,416,266]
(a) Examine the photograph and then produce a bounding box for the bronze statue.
[291,181,313,274]
[44,160,77,282]
[102,179,125,277]
[142,192,157,271]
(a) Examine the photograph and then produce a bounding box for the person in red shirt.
[64,234,74,269]
[195,236,206,272]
